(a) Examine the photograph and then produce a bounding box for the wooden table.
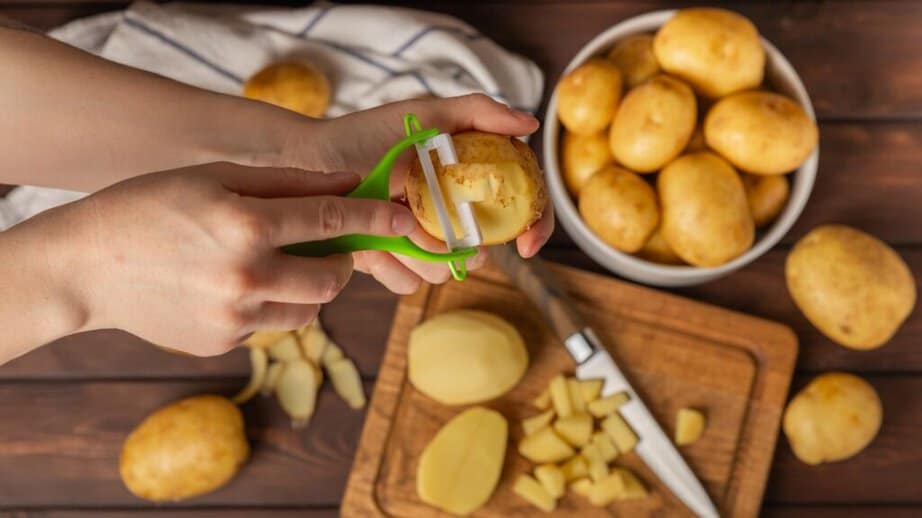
[1,1,919,516]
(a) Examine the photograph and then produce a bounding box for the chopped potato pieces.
[568,378,587,412]
[534,464,566,499]
[581,442,609,482]
[532,389,551,410]
[591,430,619,462]
[579,379,604,403]
[675,407,706,445]
[523,409,556,436]
[560,455,588,481]
[601,413,638,453]
[588,391,630,418]
[519,427,575,463]
[616,467,648,499]
[549,375,573,418]
[570,477,593,498]
[513,474,556,512]
[553,413,593,447]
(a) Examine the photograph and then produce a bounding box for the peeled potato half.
[406,131,546,245]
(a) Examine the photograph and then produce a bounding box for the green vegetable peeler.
[281,114,481,281]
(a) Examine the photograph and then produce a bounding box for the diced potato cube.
[534,464,566,499]
[675,407,706,446]
[519,427,575,463]
[549,375,573,418]
[580,442,609,482]
[588,391,630,418]
[601,413,638,453]
[614,467,648,499]
[532,389,551,410]
[567,378,587,412]
[588,471,626,506]
[569,477,593,498]
[579,379,604,403]
[560,455,588,482]
[513,474,556,512]
[591,431,619,462]
[522,409,555,436]
[552,413,593,447]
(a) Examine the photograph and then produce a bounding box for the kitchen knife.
[490,244,719,518]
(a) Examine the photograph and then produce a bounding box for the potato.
[556,58,624,135]
[268,333,302,362]
[607,34,661,88]
[406,131,546,245]
[548,374,573,418]
[609,75,697,172]
[587,471,624,506]
[297,321,328,363]
[276,359,319,427]
[601,413,638,453]
[675,408,706,446]
[653,8,765,98]
[120,395,249,502]
[560,455,589,481]
[786,225,916,349]
[783,373,882,465]
[532,389,551,410]
[705,91,819,175]
[685,125,707,153]
[327,357,366,409]
[658,152,754,266]
[569,477,593,498]
[519,427,575,463]
[522,409,556,436]
[244,329,291,349]
[567,378,587,412]
[561,130,613,197]
[418,407,507,515]
[243,62,330,118]
[534,464,566,499]
[553,413,593,447]
[587,391,629,418]
[580,442,609,482]
[579,166,660,253]
[578,379,604,403]
[513,474,556,512]
[408,310,527,405]
[742,173,790,227]
[590,431,619,462]
[636,227,685,265]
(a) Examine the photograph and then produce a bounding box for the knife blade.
[490,244,719,518]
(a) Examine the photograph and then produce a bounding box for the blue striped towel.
[0,1,544,230]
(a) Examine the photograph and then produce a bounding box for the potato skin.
[783,373,882,465]
[579,166,659,253]
[636,227,685,265]
[561,130,614,197]
[243,62,330,118]
[556,58,624,135]
[706,91,818,175]
[658,152,754,266]
[120,395,249,502]
[741,173,790,227]
[607,34,661,88]
[786,225,916,349]
[653,8,765,98]
[609,75,696,173]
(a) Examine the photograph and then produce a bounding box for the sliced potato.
[268,334,303,362]
[231,347,268,405]
[534,464,566,499]
[327,357,366,409]
[567,378,587,413]
[569,477,593,498]
[560,455,589,482]
[513,474,556,512]
[519,426,575,463]
[532,389,551,410]
[549,374,573,418]
[587,471,625,506]
[553,413,593,447]
[601,413,638,453]
[578,379,604,403]
[276,359,319,428]
[591,431,619,462]
[588,391,629,418]
[522,409,556,436]
[615,468,648,499]
[675,407,706,446]
[580,442,609,483]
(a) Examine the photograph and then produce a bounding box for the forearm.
[0,26,306,192]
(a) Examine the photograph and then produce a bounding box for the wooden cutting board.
[342,261,797,517]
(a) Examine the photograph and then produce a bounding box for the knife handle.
[489,244,586,342]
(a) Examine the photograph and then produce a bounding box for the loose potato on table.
[607,33,660,88]
[578,165,659,253]
[609,75,697,172]
[406,131,546,245]
[561,130,613,197]
[658,152,754,267]
[556,58,624,135]
[786,225,916,350]
[243,62,330,118]
[653,8,765,98]
[120,395,249,502]
[705,91,819,175]
[783,373,882,465]
[742,173,790,227]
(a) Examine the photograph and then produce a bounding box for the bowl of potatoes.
[544,8,819,286]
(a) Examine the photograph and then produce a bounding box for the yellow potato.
[561,130,613,197]
[609,75,697,172]
[513,474,556,512]
[418,407,508,515]
[587,391,629,418]
[786,225,916,349]
[653,8,765,97]
[534,464,566,499]
[553,413,593,447]
[579,166,660,253]
[658,152,754,266]
[783,373,882,465]
[120,395,249,502]
[243,62,330,118]
[685,125,707,152]
[600,413,638,453]
[522,409,556,436]
[556,58,624,135]
[742,173,790,227]
[408,310,527,405]
[519,426,575,463]
[705,91,819,175]
[406,131,546,245]
[635,227,685,265]
[607,34,661,88]
[675,408,706,446]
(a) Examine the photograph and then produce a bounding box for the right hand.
[38,162,416,356]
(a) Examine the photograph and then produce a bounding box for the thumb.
[211,162,360,198]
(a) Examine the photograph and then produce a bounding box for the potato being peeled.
[243,62,330,118]
[409,309,527,405]
[705,91,819,175]
[653,8,765,98]
[742,173,790,227]
[561,130,613,197]
[609,75,696,172]
[607,34,660,88]
[783,373,882,465]
[556,58,623,135]
[579,166,659,253]
[786,225,916,349]
[658,152,754,266]
[406,131,546,245]
[120,395,249,502]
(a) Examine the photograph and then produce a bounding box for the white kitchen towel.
[0,1,543,230]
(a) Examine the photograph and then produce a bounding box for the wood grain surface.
[1,1,920,516]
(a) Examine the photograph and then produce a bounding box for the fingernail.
[392,211,417,235]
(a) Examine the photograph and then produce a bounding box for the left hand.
[275,94,554,293]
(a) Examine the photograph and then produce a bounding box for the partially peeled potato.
[405,131,547,245]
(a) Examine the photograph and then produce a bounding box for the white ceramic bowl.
[543,10,818,287]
